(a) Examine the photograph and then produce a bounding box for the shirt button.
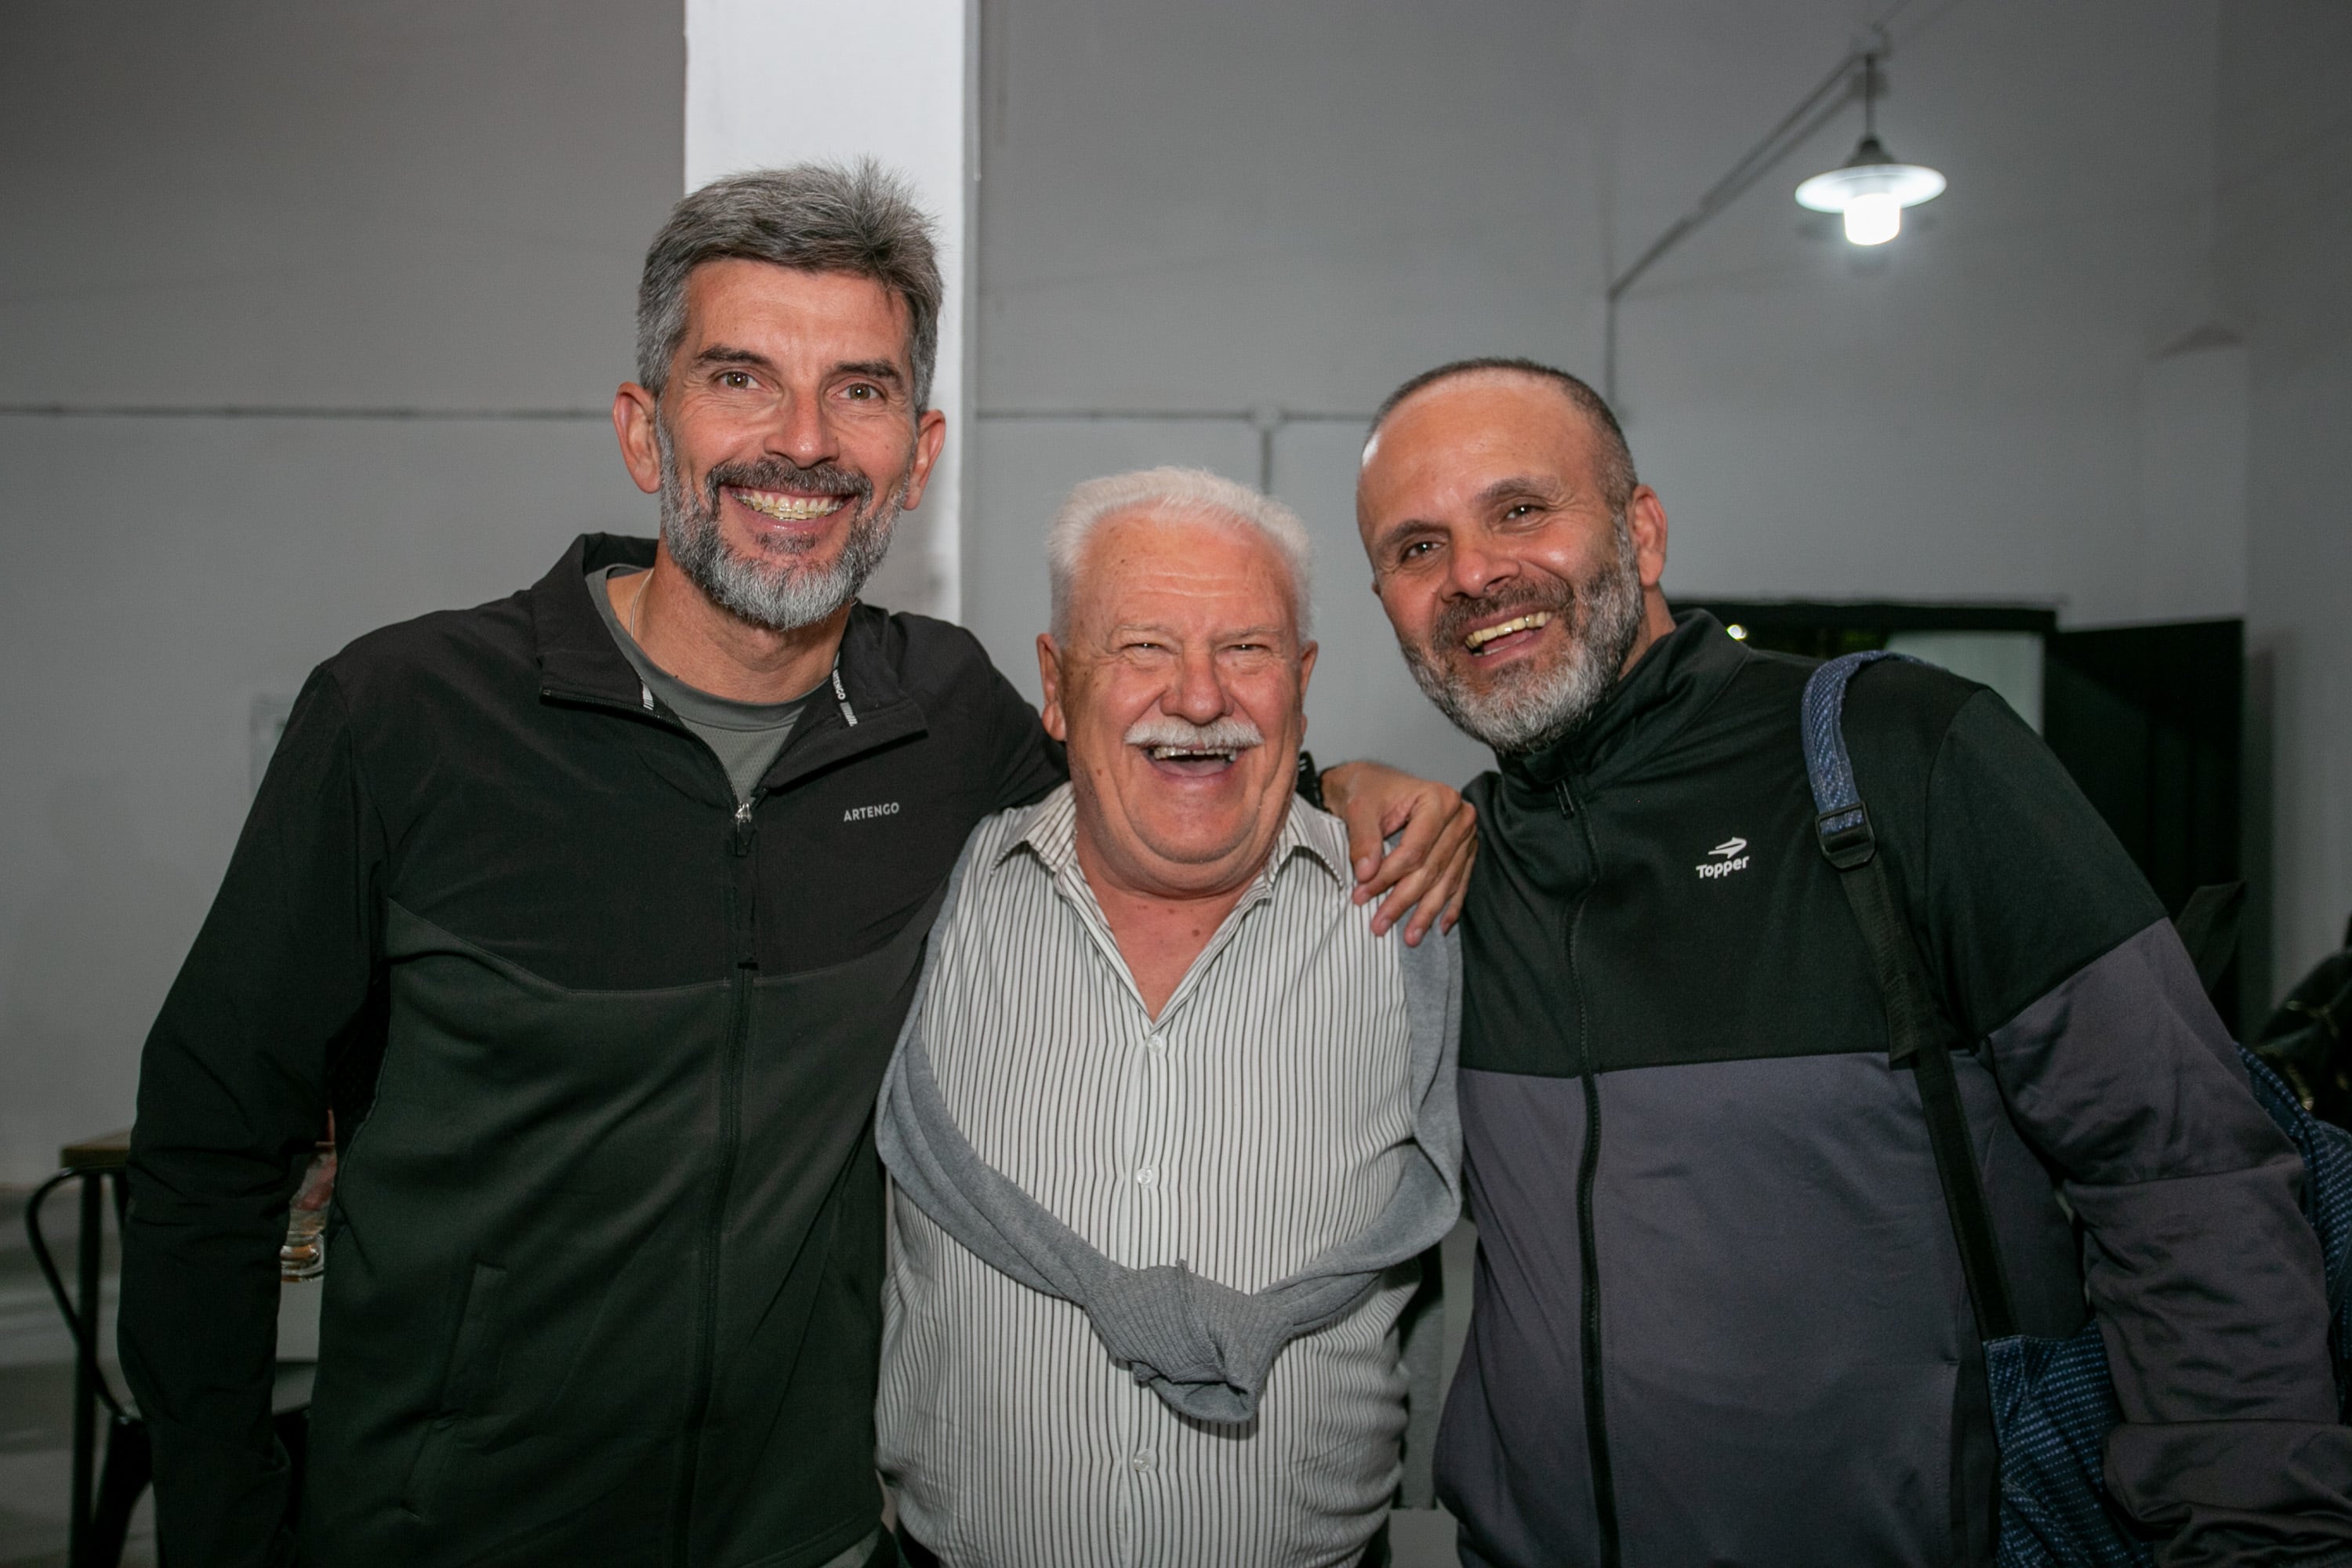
[1135,1167,1157,1186]
[1131,1449,1156,1472]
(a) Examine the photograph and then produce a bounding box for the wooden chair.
[24,1131,312,1567]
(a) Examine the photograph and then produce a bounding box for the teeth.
[734,489,846,522]
[1465,611,1551,651]
[1147,746,1238,761]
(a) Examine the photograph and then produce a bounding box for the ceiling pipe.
[1602,33,1891,408]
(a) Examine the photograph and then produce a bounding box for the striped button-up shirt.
[878,784,1419,1568]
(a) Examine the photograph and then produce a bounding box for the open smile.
[1136,742,1250,779]
[728,487,848,523]
[1462,610,1552,657]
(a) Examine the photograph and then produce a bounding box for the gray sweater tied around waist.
[876,837,1464,1428]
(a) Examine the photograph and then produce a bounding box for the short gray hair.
[636,161,942,408]
[1048,466,1313,641]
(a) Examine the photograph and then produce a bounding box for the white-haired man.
[875,467,1464,1568]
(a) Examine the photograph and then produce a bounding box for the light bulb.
[1842,191,1901,245]
[1798,134,1944,243]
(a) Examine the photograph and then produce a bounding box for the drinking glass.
[281,1140,336,1283]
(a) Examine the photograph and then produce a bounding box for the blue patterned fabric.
[1987,1327,2158,1567]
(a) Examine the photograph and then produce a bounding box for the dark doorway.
[2042,619,2245,1019]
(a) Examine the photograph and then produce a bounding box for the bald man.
[1352,358,2352,1568]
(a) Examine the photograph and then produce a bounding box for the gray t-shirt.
[590,565,819,803]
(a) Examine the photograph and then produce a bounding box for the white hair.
[1047,466,1313,641]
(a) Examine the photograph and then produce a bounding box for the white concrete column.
[684,0,977,622]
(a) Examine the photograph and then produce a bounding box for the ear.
[1625,483,1669,590]
[1036,633,1069,742]
[897,408,951,511]
[1292,640,1320,741]
[613,383,662,496]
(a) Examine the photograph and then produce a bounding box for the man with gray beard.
[1356,358,2352,1566]
[1388,497,1645,757]
[658,437,900,633]
[118,165,1475,1568]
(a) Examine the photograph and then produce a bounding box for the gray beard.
[1399,513,1646,756]
[656,430,903,633]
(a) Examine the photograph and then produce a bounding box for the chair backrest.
[20,1170,132,1420]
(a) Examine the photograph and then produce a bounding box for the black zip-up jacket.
[1436,612,2352,1568]
[120,534,1062,1568]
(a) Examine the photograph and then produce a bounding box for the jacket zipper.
[535,681,840,1562]
[670,791,760,1566]
[1558,778,1621,1568]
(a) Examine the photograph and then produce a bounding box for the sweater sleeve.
[1918,691,2352,1565]
[120,666,388,1568]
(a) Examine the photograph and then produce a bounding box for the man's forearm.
[1988,921,2352,1556]
[120,666,376,1563]
[1316,758,1478,942]
[121,1184,301,1566]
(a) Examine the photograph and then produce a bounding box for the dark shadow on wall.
[2042,620,2245,1028]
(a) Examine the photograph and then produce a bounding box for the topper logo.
[1697,836,1751,879]
[843,801,901,822]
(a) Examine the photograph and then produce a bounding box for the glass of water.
[281,1139,336,1283]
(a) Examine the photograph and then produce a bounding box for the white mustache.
[1123,714,1265,752]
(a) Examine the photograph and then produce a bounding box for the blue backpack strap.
[1802,650,2021,1341]
[1802,649,1915,867]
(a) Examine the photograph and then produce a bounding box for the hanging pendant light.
[1795,53,1944,245]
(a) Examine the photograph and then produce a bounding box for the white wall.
[0,2,682,1181]
[968,0,1610,786]
[2136,336,2249,624]
[5,0,2341,1181]
[1615,1,2229,623]
[964,0,2243,796]
[686,0,975,622]
[2218,2,2352,999]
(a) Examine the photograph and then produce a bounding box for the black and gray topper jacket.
[120,534,1061,1568]
[1438,611,2352,1568]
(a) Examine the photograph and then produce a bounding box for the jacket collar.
[1501,608,1744,791]
[530,532,655,706]
[769,593,927,789]
[526,532,929,787]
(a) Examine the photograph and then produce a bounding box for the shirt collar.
[996,781,1348,888]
